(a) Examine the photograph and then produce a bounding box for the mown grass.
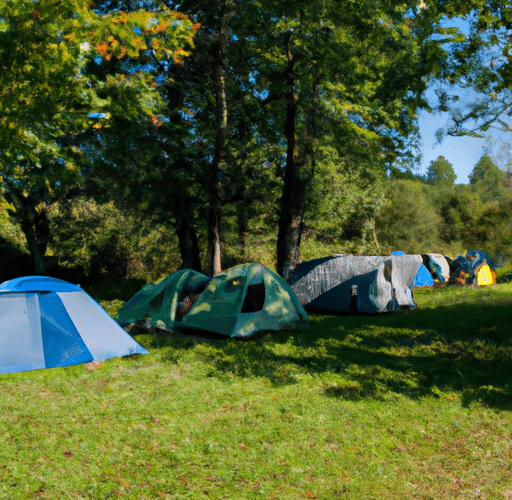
[1,283,512,499]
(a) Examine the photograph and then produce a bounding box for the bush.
[496,263,512,283]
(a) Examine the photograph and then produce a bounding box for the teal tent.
[118,264,308,338]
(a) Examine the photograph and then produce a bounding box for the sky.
[417,107,510,185]
[415,16,511,185]
[418,108,486,185]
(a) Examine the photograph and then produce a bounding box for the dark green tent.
[117,263,308,338]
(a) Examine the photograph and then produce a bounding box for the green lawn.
[1,283,512,499]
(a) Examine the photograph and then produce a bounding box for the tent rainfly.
[451,250,497,286]
[292,256,384,314]
[291,254,422,314]
[388,252,424,305]
[0,276,148,374]
[117,263,308,338]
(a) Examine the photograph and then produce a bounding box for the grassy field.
[1,283,512,499]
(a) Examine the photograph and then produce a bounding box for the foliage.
[376,179,443,254]
[432,0,512,138]
[49,198,183,283]
[425,155,457,189]
[495,262,512,283]
[1,0,512,280]
[0,0,195,273]
[1,284,512,499]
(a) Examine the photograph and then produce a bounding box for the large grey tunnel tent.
[291,254,421,314]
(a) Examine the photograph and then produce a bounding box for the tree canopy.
[0,0,511,279]
[0,0,195,272]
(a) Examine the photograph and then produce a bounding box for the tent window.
[241,283,265,313]
[149,292,164,308]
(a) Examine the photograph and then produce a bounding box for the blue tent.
[466,250,496,271]
[412,264,434,287]
[0,276,147,374]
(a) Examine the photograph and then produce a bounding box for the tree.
[0,0,195,273]
[237,0,475,280]
[425,156,457,189]
[469,153,502,184]
[469,153,504,201]
[376,179,443,254]
[431,1,512,140]
[0,0,93,273]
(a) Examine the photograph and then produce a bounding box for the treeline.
[1,152,510,285]
[377,154,512,263]
[1,1,512,284]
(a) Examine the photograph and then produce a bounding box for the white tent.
[0,276,147,374]
[423,253,451,283]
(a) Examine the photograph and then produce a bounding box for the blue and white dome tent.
[0,276,148,374]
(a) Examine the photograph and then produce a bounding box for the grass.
[1,283,512,499]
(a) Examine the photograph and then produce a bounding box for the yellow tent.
[476,264,495,286]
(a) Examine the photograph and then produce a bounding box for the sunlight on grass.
[1,283,512,498]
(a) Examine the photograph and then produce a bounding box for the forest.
[1,0,512,286]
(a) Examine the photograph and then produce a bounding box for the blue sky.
[417,108,487,185]
[417,107,510,185]
[416,15,511,185]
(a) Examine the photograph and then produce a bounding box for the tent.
[291,254,422,314]
[422,253,451,284]
[0,276,148,374]
[116,269,211,328]
[291,255,400,314]
[389,251,433,288]
[452,250,497,286]
[411,261,434,288]
[389,252,424,304]
[118,263,308,339]
[476,264,494,286]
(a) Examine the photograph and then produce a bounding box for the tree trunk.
[35,206,51,260]
[6,190,48,274]
[21,218,47,275]
[207,6,234,276]
[176,214,203,273]
[276,57,319,282]
[237,190,248,261]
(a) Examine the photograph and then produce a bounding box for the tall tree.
[376,179,443,254]
[207,2,234,275]
[0,0,94,273]
[469,153,504,201]
[431,1,512,139]
[234,0,474,280]
[426,156,457,189]
[0,0,195,273]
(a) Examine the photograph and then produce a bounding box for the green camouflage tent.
[117,263,308,338]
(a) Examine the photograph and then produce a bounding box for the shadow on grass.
[132,289,512,410]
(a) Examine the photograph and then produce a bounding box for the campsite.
[2,1,512,498]
[1,267,512,499]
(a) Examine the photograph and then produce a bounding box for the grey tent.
[291,254,422,314]
[291,255,396,314]
[387,253,423,307]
